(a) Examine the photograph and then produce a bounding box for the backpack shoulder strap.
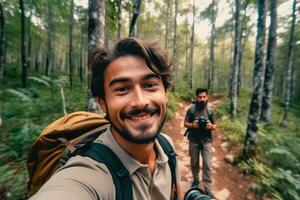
[78,143,132,200]
[190,104,197,119]
[205,106,213,122]
[157,134,178,200]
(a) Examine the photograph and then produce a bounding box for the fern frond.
[6,89,31,101]
[29,76,50,87]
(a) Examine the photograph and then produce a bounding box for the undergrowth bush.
[1,70,87,199]
[217,91,300,200]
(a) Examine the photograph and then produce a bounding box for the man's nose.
[130,86,150,108]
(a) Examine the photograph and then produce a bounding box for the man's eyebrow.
[143,73,161,80]
[109,77,131,87]
[109,74,161,87]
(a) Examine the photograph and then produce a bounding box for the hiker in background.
[29,37,183,200]
[184,88,216,199]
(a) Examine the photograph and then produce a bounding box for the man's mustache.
[121,106,160,117]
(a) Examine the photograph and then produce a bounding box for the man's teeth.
[130,114,151,121]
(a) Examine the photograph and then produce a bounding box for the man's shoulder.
[206,104,214,114]
[187,104,196,113]
[31,155,115,200]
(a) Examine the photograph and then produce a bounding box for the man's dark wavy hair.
[195,88,208,96]
[90,37,173,98]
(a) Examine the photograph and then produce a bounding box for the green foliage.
[0,67,87,199]
[217,90,300,199]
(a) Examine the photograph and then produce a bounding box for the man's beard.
[107,106,166,144]
[196,101,207,110]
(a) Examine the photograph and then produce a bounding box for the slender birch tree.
[0,1,2,127]
[117,0,122,39]
[230,0,241,118]
[172,0,178,87]
[244,0,267,157]
[0,2,4,83]
[164,0,170,50]
[129,0,142,37]
[45,1,52,76]
[19,0,28,87]
[69,0,74,89]
[189,0,195,89]
[260,0,277,122]
[283,0,297,121]
[208,0,217,90]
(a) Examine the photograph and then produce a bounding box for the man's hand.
[192,120,199,129]
[205,121,216,130]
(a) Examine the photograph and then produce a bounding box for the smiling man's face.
[98,55,168,144]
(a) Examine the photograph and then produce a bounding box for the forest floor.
[163,94,256,200]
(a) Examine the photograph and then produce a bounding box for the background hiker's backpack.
[27,111,178,200]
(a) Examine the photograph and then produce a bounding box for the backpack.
[26,111,178,200]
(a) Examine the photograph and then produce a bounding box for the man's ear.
[97,97,107,113]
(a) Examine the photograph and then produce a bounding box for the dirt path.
[162,94,254,200]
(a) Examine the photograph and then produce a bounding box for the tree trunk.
[237,1,250,96]
[185,12,189,84]
[208,0,217,90]
[88,0,106,113]
[27,0,33,70]
[164,0,170,50]
[129,0,142,37]
[20,0,28,87]
[172,0,178,89]
[45,1,52,76]
[79,27,84,83]
[0,2,4,83]
[69,0,74,89]
[35,42,40,71]
[0,2,3,127]
[283,0,297,121]
[230,0,241,118]
[189,0,195,89]
[117,0,122,39]
[260,0,277,122]
[244,0,266,157]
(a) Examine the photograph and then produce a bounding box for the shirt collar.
[95,126,169,175]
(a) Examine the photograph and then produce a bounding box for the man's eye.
[115,87,129,94]
[144,82,158,89]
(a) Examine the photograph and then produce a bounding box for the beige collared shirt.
[30,127,180,200]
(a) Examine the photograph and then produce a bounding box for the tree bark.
[34,42,41,72]
[208,0,217,90]
[117,0,122,39]
[27,0,33,70]
[20,0,28,87]
[244,0,266,157]
[0,2,4,83]
[0,2,2,127]
[230,0,241,118]
[45,1,52,76]
[69,0,74,89]
[88,0,106,113]
[164,0,170,50]
[260,0,277,122]
[172,0,178,88]
[129,0,142,37]
[79,27,84,83]
[283,0,297,121]
[189,0,195,89]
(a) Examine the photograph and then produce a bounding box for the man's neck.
[111,129,158,175]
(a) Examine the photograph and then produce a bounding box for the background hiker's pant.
[189,141,212,192]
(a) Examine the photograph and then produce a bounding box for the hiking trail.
[163,94,255,200]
